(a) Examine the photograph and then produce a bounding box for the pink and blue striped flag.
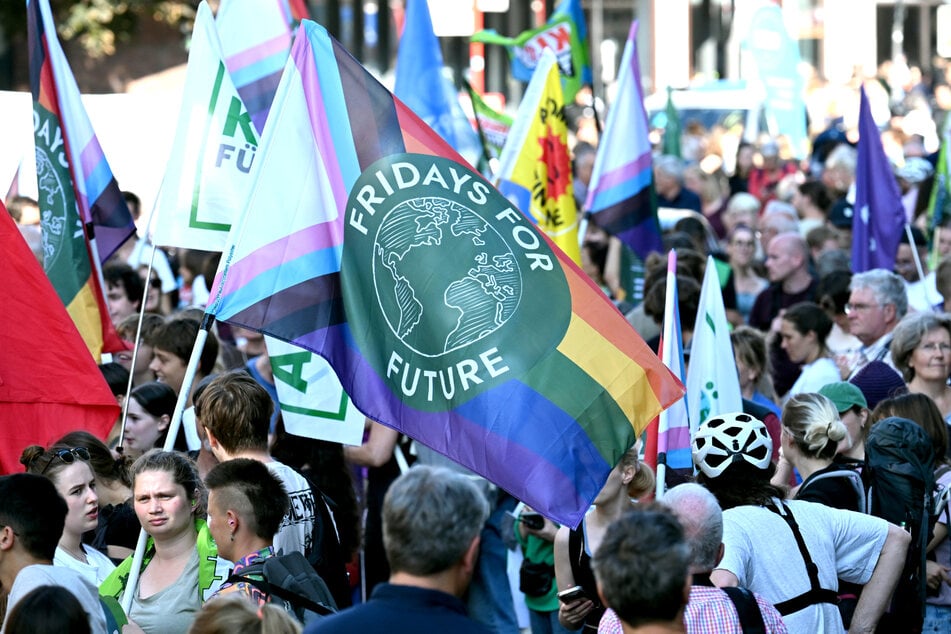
[27,0,135,263]
[585,22,662,261]
[207,20,683,527]
[645,250,692,497]
[853,85,905,272]
[216,0,296,135]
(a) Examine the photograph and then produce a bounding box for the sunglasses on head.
[40,447,91,475]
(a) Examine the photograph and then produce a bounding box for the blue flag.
[395,0,480,166]
[853,86,904,272]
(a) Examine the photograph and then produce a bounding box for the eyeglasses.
[844,302,878,314]
[40,447,90,475]
[919,342,951,353]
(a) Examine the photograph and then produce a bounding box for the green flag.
[663,86,681,158]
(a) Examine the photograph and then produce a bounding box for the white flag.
[686,256,743,432]
[266,336,366,445]
[151,1,259,250]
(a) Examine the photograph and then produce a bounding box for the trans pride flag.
[26,0,135,264]
[208,21,683,527]
[217,0,296,135]
[644,251,692,497]
[585,22,663,261]
[27,0,127,359]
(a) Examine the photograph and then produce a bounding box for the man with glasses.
[0,473,108,633]
[845,269,908,378]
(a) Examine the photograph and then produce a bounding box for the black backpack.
[864,416,937,632]
[227,550,338,626]
[301,475,352,609]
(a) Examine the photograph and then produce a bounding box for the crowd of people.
[7,58,951,634]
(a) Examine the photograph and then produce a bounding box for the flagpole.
[119,316,212,615]
[116,178,168,451]
[462,78,496,175]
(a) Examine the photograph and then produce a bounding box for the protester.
[100,450,226,634]
[844,269,908,377]
[115,313,165,389]
[58,430,138,563]
[779,302,840,400]
[654,155,702,212]
[20,443,116,585]
[692,412,909,632]
[0,474,108,633]
[195,372,351,608]
[4,584,94,634]
[188,594,301,634]
[304,466,491,634]
[890,312,951,422]
[725,225,767,324]
[730,326,781,419]
[122,381,186,458]
[555,448,639,631]
[817,382,870,462]
[590,508,691,633]
[147,317,219,402]
[103,262,144,327]
[204,458,290,605]
[895,226,940,312]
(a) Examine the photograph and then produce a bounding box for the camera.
[520,512,545,531]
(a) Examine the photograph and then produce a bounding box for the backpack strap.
[722,587,767,634]
[798,469,867,514]
[226,573,336,616]
[765,501,839,615]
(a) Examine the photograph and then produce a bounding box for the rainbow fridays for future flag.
[208,20,684,526]
[26,0,136,265]
[27,0,129,360]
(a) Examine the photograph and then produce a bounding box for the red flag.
[0,201,119,474]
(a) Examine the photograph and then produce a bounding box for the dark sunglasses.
[40,447,91,475]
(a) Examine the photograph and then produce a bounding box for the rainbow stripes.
[210,21,682,526]
[27,0,127,359]
[585,22,663,260]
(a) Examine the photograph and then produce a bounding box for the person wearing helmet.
[692,412,910,634]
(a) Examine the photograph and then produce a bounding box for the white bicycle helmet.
[692,412,773,478]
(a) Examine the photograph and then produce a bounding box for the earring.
[230,531,235,542]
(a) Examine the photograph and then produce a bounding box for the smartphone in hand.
[557,586,588,604]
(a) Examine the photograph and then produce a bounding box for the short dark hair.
[782,301,833,343]
[103,262,144,307]
[117,312,166,344]
[0,474,67,560]
[195,372,272,453]
[591,508,690,628]
[149,318,219,377]
[4,585,91,634]
[98,362,130,397]
[205,458,290,540]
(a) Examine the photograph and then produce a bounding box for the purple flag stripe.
[294,324,603,525]
[594,152,653,193]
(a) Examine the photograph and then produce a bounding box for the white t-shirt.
[786,357,841,401]
[716,499,889,634]
[1,564,107,634]
[54,544,116,586]
[267,460,316,557]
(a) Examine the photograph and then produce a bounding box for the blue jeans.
[923,604,951,633]
[468,494,520,634]
[529,608,573,634]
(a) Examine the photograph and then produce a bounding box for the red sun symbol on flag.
[538,126,571,200]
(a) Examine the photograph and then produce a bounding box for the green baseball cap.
[818,382,867,413]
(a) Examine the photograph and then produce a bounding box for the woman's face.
[733,350,757,392]
[54,461,99,538]
[124,398,168,455]
[728,228,757,267]
[779,320,815,364]
[839,407,868,451]
[908,327,951,383]
[133,469,194,540]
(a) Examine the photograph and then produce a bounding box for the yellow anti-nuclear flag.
[496,49,580,264]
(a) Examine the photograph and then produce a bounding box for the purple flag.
[853,86,904,272]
